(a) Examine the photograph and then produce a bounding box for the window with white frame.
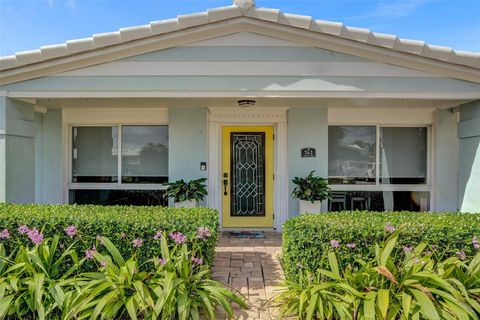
[328,126,376,185]
[70,125,168,205]
[328,125,430,212]
[121,126,169,184]
[379,127,427,185]
[72,126,119,183]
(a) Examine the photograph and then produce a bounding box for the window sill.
[329,184,431,192]
[68,183,168,190]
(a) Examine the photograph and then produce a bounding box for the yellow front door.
[222,126,274,228]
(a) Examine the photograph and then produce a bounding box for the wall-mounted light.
[237,99,256,107]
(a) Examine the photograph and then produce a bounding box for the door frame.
[222,126,274,228]
[207,107,289,231]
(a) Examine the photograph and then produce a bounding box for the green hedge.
[0,204,219,270]
[282,211,480,280]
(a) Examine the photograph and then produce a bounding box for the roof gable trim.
[1,3,480,71]
[1,17,479,85]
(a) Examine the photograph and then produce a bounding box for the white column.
[0,97,36,203]
[275,120,288,231]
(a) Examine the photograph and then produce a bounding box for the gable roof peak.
[233,0,255,12]
[1,1,479,82]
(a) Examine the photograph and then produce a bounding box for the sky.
[0,0,479,56]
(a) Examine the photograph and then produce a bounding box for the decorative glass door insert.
[230,132,265,216]
[222,126,274,228]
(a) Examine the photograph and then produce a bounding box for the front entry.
[222,126,274,228]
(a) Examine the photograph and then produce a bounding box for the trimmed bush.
[0,204,219,270]
[273,233,480,319]
[282,211,480,280]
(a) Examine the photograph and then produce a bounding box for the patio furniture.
[329,192,347,211]
[351,195,370,210]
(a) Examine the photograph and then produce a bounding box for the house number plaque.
[301,148,316,158]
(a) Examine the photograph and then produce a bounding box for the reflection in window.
[121,126,168,184]
[328,191,430,212]
[72,127,118,183]
[328,126,376,184]
[380,127,427,184]
[69,189,167,206]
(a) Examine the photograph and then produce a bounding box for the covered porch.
[1,94,478,231]
[2,16,480,228]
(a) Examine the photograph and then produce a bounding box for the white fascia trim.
[1,18,479,84]
[7,90,480,100]
[2,4,479,72]
[243,20,480,83]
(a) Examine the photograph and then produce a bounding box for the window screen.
[328,126,376,184]
[72,127,118,183]
[121,126,168,184]
[380,127,427,184]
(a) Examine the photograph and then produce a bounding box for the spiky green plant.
[272,232,480,320]
[0,237,84,320]
[271,261,358,319]
[71,235,246,320]
[436,253,480,316]
[343,233,477,320]
[150,234,247,319]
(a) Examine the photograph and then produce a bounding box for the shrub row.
[0,204,219,270]
[1,234,245,319]
[274,233,480,319]
[282,211,480,280]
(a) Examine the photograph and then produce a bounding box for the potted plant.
[163,178,208,207]
[292,171,330,214]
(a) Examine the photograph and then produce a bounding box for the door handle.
[223,173,228,196]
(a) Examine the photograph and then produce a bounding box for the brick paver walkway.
[212,232,284,319]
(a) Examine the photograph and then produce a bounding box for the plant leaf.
[380,233,398,266]
[410,289,440,320]
[374,266,398,285]
[100,237,125,266]
[377,289,389,320]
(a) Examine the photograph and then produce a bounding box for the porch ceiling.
[28,97,473,111]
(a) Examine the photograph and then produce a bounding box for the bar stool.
[351,195,370,211]
[329,192,347,211]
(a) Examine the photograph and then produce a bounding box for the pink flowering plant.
[273,231,480,319]
[0,236,87,319]
[0,228,10,239]
[0,229,237,319]
[68,234,245,319]
[282,211,480,280]
[0,204,223,318]
[0,204,219,273]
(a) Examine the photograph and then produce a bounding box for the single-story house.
[1,0,479,231]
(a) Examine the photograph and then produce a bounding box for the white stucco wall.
[287,106,329,216]
[458,100,480,213]
[433,109,459,211]
[34,109,63,204]
[168,107,208,205]
[0,97,36,203]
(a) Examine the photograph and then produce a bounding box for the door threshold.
[221,227,276,232]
